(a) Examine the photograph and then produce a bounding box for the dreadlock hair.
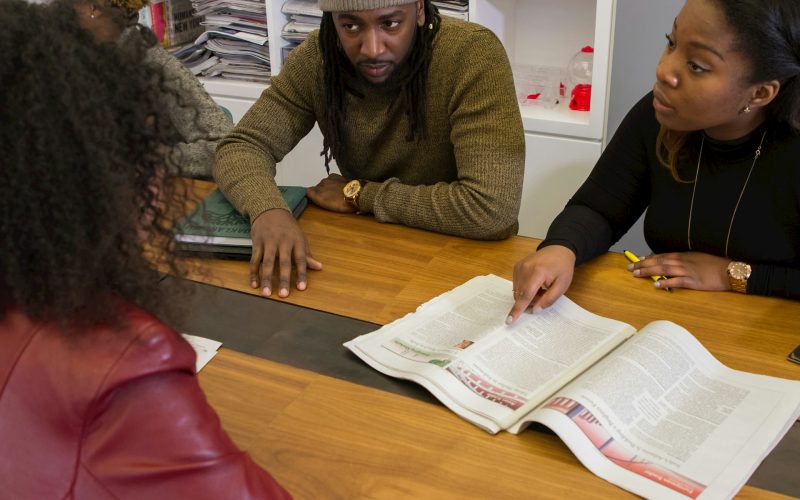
[0,0,190,328]
[318,0,441,171]
[657,0,800,181]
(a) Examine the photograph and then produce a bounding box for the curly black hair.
[0,0,188,326]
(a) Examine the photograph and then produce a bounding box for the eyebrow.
[673,18,725,61]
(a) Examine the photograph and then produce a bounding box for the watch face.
[343,180,361,199]
[729,262,751,280]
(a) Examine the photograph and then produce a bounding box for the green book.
[174,187,307,257]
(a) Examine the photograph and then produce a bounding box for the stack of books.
[138,0,205,49]
[174,187,308,258]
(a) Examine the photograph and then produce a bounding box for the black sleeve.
[539,93,659,265]
[749,264,800,299]
[749,129,800,300]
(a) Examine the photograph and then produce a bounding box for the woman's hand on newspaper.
[506,245,576,324]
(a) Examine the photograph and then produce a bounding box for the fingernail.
[250,280,258,288]
[653,281,661,288]
[626,264,634,271]
[505,315,513,325]
[262,287,271,297]
[532,306,542,314]
[279,288,289,297]
[297,281,307,291]
[633,270,640,277]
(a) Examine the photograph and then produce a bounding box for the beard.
[354,59,409,92]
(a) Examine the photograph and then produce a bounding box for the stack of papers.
[170,44,221,76]
[433,0,468,20]
[187,0,271,82]
[280,0,322,60]
[192,0,265,17]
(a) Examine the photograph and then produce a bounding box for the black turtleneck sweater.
[540,92,800,299]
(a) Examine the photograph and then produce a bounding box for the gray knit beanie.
[318,0,416,12]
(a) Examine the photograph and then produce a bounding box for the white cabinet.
[520,133,600,238]
[201,78,264,122]
[200,0,617,238]
[473,0,615,238]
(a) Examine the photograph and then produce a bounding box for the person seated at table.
[508,0,800,323]
[64,0,232,178]
[213,0,525,298]
[0,2,289,497]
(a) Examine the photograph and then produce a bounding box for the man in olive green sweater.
[214,0,524,297]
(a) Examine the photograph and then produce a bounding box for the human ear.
[747,80,781,110]
[416,0,425,28]
[73,1,96,20]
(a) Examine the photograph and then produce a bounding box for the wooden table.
[183,181,800,499]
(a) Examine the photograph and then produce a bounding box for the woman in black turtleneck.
[508,0,800,322]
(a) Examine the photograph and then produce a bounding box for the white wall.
[606,0,683,255]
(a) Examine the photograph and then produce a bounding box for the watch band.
[729,278,747,294]
[727,261,751,294]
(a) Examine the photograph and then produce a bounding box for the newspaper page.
[344,275,635,433]
[519,320,800,499]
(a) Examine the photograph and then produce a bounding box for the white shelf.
[470,0,614,140]
[201,0,614,140]
[265,0,292,75]
[199,77,267,100]
[520,100,595,139]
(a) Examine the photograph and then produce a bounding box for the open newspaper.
[344,274,800,499]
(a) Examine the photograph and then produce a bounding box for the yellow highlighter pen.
[623,250,672,292]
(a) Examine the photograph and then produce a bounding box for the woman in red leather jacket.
[0,2,290,498]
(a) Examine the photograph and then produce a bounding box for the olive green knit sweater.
[214,17,525,240]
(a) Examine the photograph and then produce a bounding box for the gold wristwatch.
[343,179,365,212]
[727,261,751,293]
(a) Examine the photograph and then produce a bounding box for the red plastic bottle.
[567,46,594,111]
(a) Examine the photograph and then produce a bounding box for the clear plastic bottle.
[567,45,594,111]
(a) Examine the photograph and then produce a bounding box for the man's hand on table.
[249,208,322,297]
[306,173,358,213]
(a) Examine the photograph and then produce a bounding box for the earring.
[90,13,95,18]
[742,105,751,114]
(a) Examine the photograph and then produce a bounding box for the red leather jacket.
[0,304,290,499]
